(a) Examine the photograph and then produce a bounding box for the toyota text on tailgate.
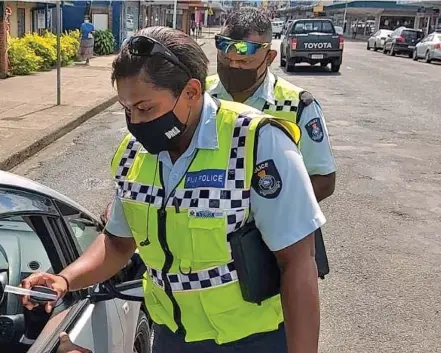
[281,19,344,73]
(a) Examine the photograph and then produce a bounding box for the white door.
[27,298,125,353]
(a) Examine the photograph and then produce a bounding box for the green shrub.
[7,37,43,75]
[61,32,80,65]
[22,33,56,71]
[93,30,116,56]
[7,30,80,75]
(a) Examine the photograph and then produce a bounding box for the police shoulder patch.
[251,159,282,199]
[305,118,324,143]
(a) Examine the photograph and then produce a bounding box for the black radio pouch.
[229,222,330,304]
[229,221,280,305]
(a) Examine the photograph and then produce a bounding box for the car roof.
[399,27,422,31]
[0,170,96,219]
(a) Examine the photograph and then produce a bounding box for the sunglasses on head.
[126,35,192,77]
[215,34,270,55]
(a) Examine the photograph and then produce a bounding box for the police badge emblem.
[251,159,282,199]
[305,118,324,143]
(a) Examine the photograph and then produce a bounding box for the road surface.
[12,40,441,353]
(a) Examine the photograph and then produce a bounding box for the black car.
[382,27,424,57]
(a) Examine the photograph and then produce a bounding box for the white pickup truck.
[271,20,284,39]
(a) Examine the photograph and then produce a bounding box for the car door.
[417,35,429,56]
[371,30,379,47]
[58,202,140,352]
[387,29,398,49]
[1,190,132,353]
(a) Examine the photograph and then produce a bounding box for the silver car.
[367,29,393,51]
[413,32,441,63]
[0,171,150,353]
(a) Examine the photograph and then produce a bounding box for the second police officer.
[207,7,336,205]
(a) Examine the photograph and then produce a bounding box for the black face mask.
[217,55,268,93]
[126,96,189,155]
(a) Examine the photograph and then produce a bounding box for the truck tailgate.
[296,33,341,52]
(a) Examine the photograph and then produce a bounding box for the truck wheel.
[285,59,295,73]
[280,47,285,66]
[280,54,285,66]
[331,62,340,73]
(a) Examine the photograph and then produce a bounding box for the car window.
[55,201,100,253]
[291,20,334,34]
[436,35,441,41]
[402,30,423,39]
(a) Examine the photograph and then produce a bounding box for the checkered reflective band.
[262,99,298,113]
[146,261,238,292]
[115,138,141,180]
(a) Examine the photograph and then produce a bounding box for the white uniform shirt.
[207,71,336,176]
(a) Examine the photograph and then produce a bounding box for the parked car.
[367,29,393,51]
[280,19,344,72]
[382,27,424,57]
[0,171,150,353]
[271,20,284,39]
[413,31,441,63]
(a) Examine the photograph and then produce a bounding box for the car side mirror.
[88,279,144,303]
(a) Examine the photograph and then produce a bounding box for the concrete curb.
[0,95,118,171]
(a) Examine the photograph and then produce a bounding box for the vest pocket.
[200,284,282,344]
[188,216,231,263]
[143,275,177,331]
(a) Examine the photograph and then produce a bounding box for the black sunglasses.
[127,36,192,78]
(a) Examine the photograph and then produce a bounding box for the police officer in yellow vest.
[22,27,325,353]
[207,8,336,202]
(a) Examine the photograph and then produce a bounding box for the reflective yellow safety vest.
[206,74,309,124]
[111,100,300,344]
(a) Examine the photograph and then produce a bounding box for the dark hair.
[111,26,208,96]
[222,7,272,41]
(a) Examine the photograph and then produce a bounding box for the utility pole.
[0,2,8,78]
[56,0,61,105]
[343,0,348,35]
[172,0,178,29]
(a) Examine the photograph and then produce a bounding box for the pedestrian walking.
[352,22,357,39]
[78,15,95,65]
[206,7,336,276]
[191,20,196,36]
[22,26,323,353]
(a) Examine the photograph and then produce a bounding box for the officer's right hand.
[21,273,69,313]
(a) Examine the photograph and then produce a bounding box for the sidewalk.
[0,37,208,171]
[0,55,117,171]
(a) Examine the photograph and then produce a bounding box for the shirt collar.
[209,69,276,105]
[195,92,219,150]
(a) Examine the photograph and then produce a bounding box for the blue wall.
[61,1,124,49]
[62,1,90,31]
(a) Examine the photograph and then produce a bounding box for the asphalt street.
[12,39,441,353]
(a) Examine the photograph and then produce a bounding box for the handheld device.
[4,285,58,304]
